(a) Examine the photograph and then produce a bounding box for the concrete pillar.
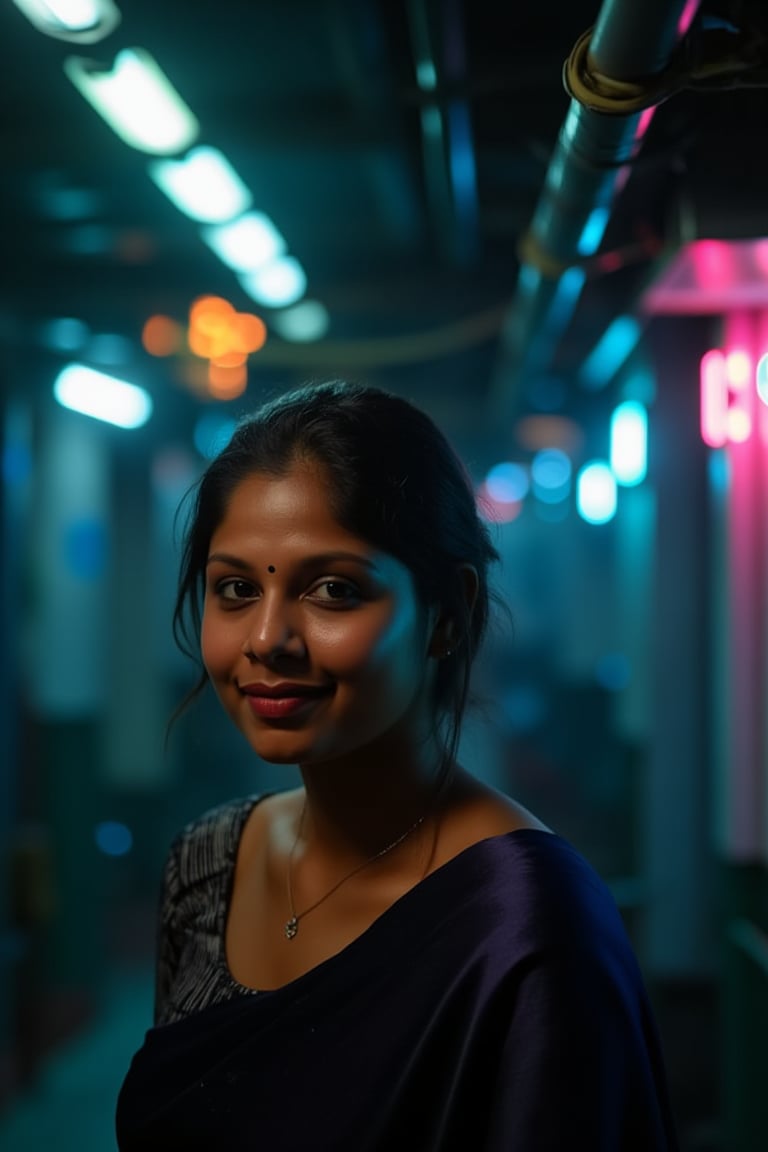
[26,403,110,998]
[644,316,716,976]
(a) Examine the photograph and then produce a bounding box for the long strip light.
[54,364,153,428]
[580,316,641,390]
[610,401,647,486]
[12,0,121,42]
[64,49,199,154]
[149,147,252,223]
[239,256,307,307]
[202,212,286,273]
[576,461,617,524]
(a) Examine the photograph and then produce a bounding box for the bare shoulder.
[438,769,552,860]
[235,787,303,874]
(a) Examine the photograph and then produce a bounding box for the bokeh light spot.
[94,821,133,857]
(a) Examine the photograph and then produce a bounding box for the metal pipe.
[488,0,701,419]
[406,0,479,266]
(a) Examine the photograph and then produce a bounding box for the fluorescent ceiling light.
[54,363,152,428]
[239,256,306,307]
[202,212,286,273]
[149,147,252,223]
[576,461,617,525]
[610,401,648,486]
[580,316,641,391]
[12,0,120,42]
[64,49,199,155]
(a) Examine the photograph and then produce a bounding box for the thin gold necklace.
[284,802,428,940]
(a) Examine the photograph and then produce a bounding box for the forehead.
[210,462,360,550]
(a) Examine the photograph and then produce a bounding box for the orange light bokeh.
[208,361,248,399]
[188,295,267,366]
[142,314,183,357]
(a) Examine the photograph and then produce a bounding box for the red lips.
[240,681,332,719]
[240,681,330,698]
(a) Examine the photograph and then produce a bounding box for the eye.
[307,578,361,605]
[216,577,258,602]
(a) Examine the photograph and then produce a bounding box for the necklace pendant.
[284,915,299,940]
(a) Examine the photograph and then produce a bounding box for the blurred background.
[1,0,767,1148]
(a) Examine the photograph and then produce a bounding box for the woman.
[116,380,679,1150]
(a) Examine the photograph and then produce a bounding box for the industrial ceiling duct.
[489,0,702,420]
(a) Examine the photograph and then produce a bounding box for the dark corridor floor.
[0,970,153,1152]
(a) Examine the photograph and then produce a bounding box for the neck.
[298,737,453,861]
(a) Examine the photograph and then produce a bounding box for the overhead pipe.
[488,0,701,420]
[406,0,480,266]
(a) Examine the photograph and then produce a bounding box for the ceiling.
[2,0,768,460]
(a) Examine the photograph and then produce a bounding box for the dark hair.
[173,380,500,765]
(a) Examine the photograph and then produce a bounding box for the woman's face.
[201,460,439,767]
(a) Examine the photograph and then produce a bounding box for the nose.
[241,594,306,663]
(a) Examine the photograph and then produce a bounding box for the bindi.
[267,565,276,573]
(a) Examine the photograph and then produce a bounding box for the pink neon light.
[725,349,751,388]
[727,408,751,443]
[691,240,735,289]
[476,482,522,524]
[753,240,768,276]
[677,0,699,36]
[634,107,656,142]
[724,340,753,443]
[700,349,727,447]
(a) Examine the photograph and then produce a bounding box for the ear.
[428,564,479,658]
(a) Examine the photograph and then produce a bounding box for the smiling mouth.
[242,686,332,720]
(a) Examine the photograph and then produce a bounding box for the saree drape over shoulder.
[116,796,679,1151]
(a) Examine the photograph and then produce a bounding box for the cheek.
[314,601,426,680]
[200,610,236,677]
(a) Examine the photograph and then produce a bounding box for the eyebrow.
[205,550,380,572]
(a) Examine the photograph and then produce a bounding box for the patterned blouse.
[154,794,266,1025]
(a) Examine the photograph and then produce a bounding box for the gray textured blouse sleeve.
[154,833,184,1026]
[150,795,265,1027]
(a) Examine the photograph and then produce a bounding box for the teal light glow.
[149,147,252,223]
[271,300,330,343]
[548,266,586,332]
[577,461,617,524]
[202,212,286,273]
[63,517,107,579]
[707,448,730,497]
[64,49,199,154]
[54,364,152,428]
[476,482,522,524]
[610,400,647,486]
[94,820,133,857]
[758,353,768,407]
[485,462,529,503]
[416,60,437,90]
[193,412,237,459]
[531,448,571,504]
[621,367,656,405]
[595,652,631,692]
[580,316,641,390]
[577,206,610,256]
[86,333,134,364]
[13,0,120,41]
[39,317,90,352]
[239,256,307,307]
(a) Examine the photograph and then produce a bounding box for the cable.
[563,20,768,116]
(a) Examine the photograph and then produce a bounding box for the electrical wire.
[563,20,768,116]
